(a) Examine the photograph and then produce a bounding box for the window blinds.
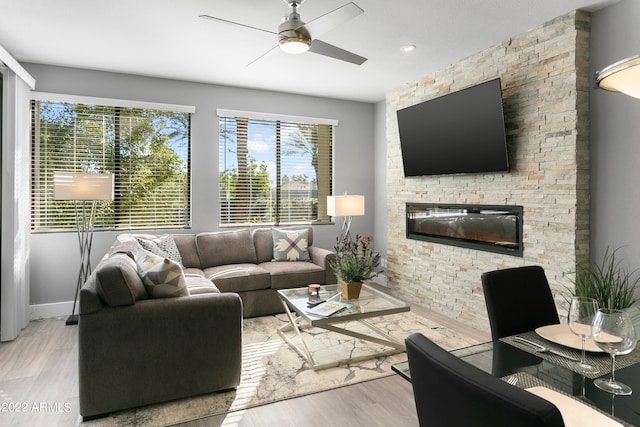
[31,99,191,232]
[218,112,334,226]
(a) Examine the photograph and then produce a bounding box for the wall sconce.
[596,55,640,99]
[327,194,365,241]
[54,171,114,325]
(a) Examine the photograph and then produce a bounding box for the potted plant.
[569,246,638,310]
[329,235,381,299]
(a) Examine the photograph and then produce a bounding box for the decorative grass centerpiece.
[330,235,381,299]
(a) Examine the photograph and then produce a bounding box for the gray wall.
[25,63,375,308]
[591,0,640,299]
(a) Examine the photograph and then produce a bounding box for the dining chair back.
[482,265,560,341]
[405,333,565,427]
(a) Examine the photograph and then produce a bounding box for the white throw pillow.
[272,228,310,262]
[136,234,183,266]
[136,251,189,298]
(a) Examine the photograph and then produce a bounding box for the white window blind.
[31,98,191,232]
[218,112,334,226]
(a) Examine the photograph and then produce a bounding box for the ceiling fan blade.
[199,14,277,36]
[303,2,364,38]
[309,39,367,65]
[246,45,279,67]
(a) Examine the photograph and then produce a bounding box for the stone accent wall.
[385,11,591,331]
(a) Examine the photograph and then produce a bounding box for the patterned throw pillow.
[272,228,310,262]
[136,251,189,298]
[136,234,183,266]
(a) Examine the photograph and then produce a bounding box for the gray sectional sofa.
[173,226,336,317]
[78,226,335,419]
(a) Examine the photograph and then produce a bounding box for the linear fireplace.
[406,203,523,257]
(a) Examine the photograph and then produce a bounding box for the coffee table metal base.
[277,299,406,370]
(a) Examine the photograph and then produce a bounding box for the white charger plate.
[534,324,603,353]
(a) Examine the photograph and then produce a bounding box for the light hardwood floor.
[0,289,488,427]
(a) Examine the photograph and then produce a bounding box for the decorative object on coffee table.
[330,234,380,300]
[340,280,363,300]
[53,171,114,325]
[308,283,321,297]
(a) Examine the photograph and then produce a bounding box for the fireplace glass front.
[406,203,523,257]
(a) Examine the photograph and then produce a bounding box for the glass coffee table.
[277,284,410,370]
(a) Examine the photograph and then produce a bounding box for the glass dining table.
[393,334,640,426]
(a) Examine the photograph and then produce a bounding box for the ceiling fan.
[199,0,367,66]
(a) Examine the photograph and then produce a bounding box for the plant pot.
[339,280,363,300]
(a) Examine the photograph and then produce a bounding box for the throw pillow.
[136,251,189,298]
[272,228,310,262]
[136,234,183,266]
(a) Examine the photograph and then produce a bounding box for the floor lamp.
[53,172,114,326]
[327,194,365,242]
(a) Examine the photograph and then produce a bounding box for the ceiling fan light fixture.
[278,6,311,55]
[596,55,640,99]
[279,33,311,54]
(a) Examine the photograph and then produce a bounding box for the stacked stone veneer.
[385,11,591,331]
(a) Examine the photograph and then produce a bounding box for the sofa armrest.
[309,246,337,284]
[78,292,243,418]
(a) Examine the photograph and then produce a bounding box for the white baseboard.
[29,301,74,320]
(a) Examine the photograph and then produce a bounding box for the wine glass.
[568,296,599,374]
[592,309,637,395]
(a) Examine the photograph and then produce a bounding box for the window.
[218,110,335,226]
[31,94,192,232]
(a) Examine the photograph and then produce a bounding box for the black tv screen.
[396,78,509,177]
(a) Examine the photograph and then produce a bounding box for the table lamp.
[327,194,365,241]
[53,171,114,325]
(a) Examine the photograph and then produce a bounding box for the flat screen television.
[396,78,509,177]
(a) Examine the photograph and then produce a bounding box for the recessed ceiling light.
[401,44,416,52]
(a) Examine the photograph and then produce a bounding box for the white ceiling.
[0,0,617,103]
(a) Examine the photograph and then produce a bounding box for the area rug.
[81,311,479,427]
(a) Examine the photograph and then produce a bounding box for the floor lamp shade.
[53,172,114,201]
[53,171,113,326]
[596,55,640,99]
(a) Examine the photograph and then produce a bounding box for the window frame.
[30,92,195,233]
[217,109,337,227]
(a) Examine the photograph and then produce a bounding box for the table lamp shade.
[53,172,114,201]
[327,195,365,217]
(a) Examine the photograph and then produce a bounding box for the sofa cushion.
[172,234,200,268]
[183,267,205,277]
[203,264,271,293]
[95,253,148,307]
[135,234,183,266]
[185,275,220,295]
[258,261,326,289]
[137,252,190,298]
[272,228,311,262]
[252,228,275,263]
[196,230,258,268]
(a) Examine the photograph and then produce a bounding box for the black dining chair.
[481,265,560,341]
[405,333,565,427]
